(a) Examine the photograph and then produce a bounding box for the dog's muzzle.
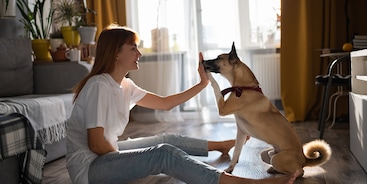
[202,59,220,73]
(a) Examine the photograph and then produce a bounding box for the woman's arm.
[88,127,117,155]
[136,53,208,110]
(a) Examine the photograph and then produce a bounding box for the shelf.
[350,49,367,173]
[349,93,367,172]
[351,48,367,57]
[356,75,367,81]
[351,49,367,94]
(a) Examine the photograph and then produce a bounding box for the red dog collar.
[221,86,263,97]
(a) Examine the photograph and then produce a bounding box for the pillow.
[0,38,33,97]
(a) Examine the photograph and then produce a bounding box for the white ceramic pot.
[77,26,97,44]
[50,38,64,52]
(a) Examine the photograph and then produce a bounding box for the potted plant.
[53,0,80,47]
[1,0,16,17]
[49,29,69,62]
[49,29,64,52]
[75,1,97,44]
[17,0,54,61]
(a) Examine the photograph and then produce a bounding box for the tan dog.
[202,42,332,177]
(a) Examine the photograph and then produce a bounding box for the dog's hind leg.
[269,152,304,177]
[261,148,283,174]
[261,148,274,164]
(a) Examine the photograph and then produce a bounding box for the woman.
[66,24,297,184]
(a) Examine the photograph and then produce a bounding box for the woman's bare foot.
[208,140,235,155]
[208,136,250,155]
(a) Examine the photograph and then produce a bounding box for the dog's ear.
[229,42,239,63]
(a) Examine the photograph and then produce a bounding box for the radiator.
[129,53,185,95]
[252,53,281,100]
[128,53,185,122]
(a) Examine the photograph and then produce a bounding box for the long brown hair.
[72,24,140,103]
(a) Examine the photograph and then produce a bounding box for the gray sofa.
[0,38,91,181]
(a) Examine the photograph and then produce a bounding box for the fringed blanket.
[0,94,73,144]
[0,113,46,184]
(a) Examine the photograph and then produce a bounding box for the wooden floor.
[42,119,367,184]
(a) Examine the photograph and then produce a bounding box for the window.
[127,0,281,53]
[128,0,187,50]
[126,0,281,120]
[247,0,281,48]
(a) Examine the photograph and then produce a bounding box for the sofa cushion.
[33,62,90,94]
[0,38,33,97]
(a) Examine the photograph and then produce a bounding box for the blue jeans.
[88,134,222,184]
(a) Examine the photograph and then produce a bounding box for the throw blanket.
[0,113,46,184]
[0,94,73,144]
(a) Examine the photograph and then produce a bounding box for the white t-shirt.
[66,73,147,184]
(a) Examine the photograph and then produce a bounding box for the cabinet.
[349,49,367,172]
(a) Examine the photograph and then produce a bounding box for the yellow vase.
[32,39,52,62]
[61,26,80,47]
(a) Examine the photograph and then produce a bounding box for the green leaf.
[16,0,54,39]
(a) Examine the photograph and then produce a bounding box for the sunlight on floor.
[303,166,326,177]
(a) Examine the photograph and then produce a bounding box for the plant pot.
[78,26,97,44]
[61,26,80,47]
[32,39,52,62]
[50,38,64,52]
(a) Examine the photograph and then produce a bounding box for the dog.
[202,42,332,177]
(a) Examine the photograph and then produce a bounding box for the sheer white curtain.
[126,0,200,123]
[126,0,281,123]
[198,0,281,122]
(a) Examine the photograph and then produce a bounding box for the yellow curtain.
[281,0,367,122]
[86,0,126,39]
[281,0,346,122]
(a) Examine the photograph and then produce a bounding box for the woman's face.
[115,43,142,71]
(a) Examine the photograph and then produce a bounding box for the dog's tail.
[303,139,332,167]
